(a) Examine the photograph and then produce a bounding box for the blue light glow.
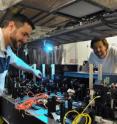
[44,42,53,52]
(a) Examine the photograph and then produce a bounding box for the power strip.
[2,117,10,124]
[95,116,114,124]
[95,116,102,123]
[101,118,114,124]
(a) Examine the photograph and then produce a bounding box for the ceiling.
[0,0,117,45]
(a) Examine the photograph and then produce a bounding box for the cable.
[72,96,100,124]
[15,98,36,110]
[72,113,92,124]
[26,91,35,97]
[63,96,101,124]
[35,93,48,99]
[63,110,79,124]
[82,96,100,113]
[15,93,48,110]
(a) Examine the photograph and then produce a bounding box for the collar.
[0,28,6,52]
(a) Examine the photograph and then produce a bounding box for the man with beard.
[88,38,117,73]
[0,13,42,95]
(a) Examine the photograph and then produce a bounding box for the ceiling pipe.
[0,0,22,10]
[89,0,117,11]
[49,0,77,13]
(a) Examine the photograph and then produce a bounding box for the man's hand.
[32,69,42,78]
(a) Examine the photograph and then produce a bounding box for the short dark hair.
[90,38,109,49]
[5,13,35,29]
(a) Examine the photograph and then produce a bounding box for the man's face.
[93,41,108,59]
[10,22,32,49]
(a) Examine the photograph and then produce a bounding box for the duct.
[28,26,56,42]
[0,0,22,11]
[91,0,117,10]
[49,0,77,12]
[58,1,102,18]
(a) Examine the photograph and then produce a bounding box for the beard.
[10,38,22,51]
[10,31,22,50]
[10,39,16,49]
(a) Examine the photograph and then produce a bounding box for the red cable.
[15,93,48,110]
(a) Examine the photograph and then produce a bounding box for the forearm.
[11,57,33,74]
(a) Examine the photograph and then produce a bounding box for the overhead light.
[91,0,117,10]
[0,0,22,11]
